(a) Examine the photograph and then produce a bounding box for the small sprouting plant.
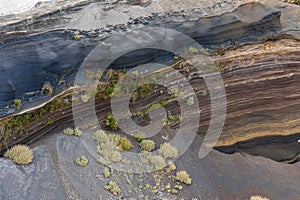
[73,128,82,137]
[159,100,168,106]
[175,171,192,185]
[42,82,53,95]
[44,117,53,125]
[4,145,33,165]
[158,143,178,159]
[168,161,176,171]
[74,33,81,40]
[103,181,122,196]
[102,167,111,178]
[188,46,199,54]
[164,114,174,126]
[74,156,89,167]
[215,45,226,56]
[119,137,132,151]
[187,96,194,106]
[140,140,155,152]
[105,114,118,130]
[135,131,145,142]
[14,99,22,109]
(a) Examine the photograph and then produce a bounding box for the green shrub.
[140,140,155,152]
[104,181,122,196]
[63,128,81,137]
[108,134,122,146]
[4,145,33,165]
[159,100,168,106]
[105,114,118,130]
[175,171,192,185]
[149,155,166,170]
[44,117,53,125]
[158,143,178,159]
[14,99,22,109]
[63,128,74,135]
[42,82,53,95]
[74,156,89,167]
[119,137,132,151]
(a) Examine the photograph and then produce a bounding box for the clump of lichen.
[74,156,89,167]
[4,145,33,165]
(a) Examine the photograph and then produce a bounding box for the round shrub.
[149,155,166,170]
[119,137,132,151]
[4,145,33,165]
[175,171,192,185]
[158,143,178,159]
[140,140,155,152]
[92,130,109,144]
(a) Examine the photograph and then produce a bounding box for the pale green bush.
[149,155,166,170]
[158,143,178,159]
[63,128,74,135]
[92,130,109,144]
[4,145,33,165]
[175,171,192,185]
[140,140,155,152]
